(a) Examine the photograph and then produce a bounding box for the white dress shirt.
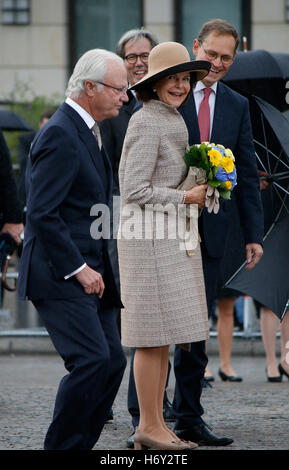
[193,81,218,140]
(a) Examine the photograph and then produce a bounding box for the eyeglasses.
[200,44,234,65]
[94,81,128,94]
[124,53,149,64]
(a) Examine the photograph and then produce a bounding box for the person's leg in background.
[217,297,242,381]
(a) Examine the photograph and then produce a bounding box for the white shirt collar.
[65,97,96,130]
[194,81,218,94]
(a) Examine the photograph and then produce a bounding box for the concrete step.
[0,327,273,356]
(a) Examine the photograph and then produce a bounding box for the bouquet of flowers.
[184,142,237,204]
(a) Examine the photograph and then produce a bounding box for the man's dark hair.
[40,108,56,122]
[197,19,240,51]
[116,28,159,59]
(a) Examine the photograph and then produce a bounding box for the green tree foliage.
[3,78,62,167]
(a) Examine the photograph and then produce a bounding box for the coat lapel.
[211,83,227,143]
[59,102,112,198]
[180,93,200,145]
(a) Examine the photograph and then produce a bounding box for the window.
[72,0,143,61]
[2,0,30,25]
[176,0,250,53]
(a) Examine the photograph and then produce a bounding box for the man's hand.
[1,223,24,245]
[75,265,105,297]
[245,243,263,270]
[185,184,208,208]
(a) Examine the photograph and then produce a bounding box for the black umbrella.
[248,95,289,225]
[223,50,289,111]
[225,216,289,320]
[224,96,289,319]
[0,110,33,131]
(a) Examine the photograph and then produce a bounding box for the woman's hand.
[184,184,208,208]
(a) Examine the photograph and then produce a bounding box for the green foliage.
[3,78,62,166]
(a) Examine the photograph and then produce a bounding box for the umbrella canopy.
[223,50,289,111]
[0,110,33,131]
[248,95,289,226]
[225,216,289,320]
[223,96,289,319]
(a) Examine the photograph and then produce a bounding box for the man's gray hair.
[116,28,159,59]
[66,48,124,98]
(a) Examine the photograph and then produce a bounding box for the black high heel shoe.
[278,363,289,380]
[218,368,242,382]
[266,368,282,382]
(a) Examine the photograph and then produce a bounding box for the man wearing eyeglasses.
[18,49,128,450]
[173,19,264,446]
[101,28,158,196]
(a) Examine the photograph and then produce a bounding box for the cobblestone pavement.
[0,353,288,451]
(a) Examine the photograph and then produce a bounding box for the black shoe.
[106,408,114,421]
[218,368,242,382]
[203,378,213,389]
[279,363,289,380]
[266,368,282,382]
[163,396,176,422]
[126,430,135,449]
[204,375,215,382]
[175,422,234,447]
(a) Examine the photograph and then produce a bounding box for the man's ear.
[85,80,96,97]
[192,39,199,58]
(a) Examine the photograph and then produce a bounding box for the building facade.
[0,0,288,102]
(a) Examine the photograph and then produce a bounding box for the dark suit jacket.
[18,102,121,308]
[180,82,264,259]
[100,91,140,195]
[0,129,22,225]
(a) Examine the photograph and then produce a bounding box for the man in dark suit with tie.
[18,48,129,450]
[174,19,264,446]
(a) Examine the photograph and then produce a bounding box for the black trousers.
[33,295,126,450]
[173,248,222,429]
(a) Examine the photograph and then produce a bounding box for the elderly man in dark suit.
[173,19,263,446]
[18,48,129,450]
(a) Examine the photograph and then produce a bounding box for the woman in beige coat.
[118,42,211,450]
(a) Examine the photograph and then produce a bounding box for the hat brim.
[130,60,211,91]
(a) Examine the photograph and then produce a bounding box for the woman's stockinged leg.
[157,346,181,440]
[134,345,176,442]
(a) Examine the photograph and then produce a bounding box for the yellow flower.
[208,149,222,166]
[220,157,234,173]
[225,181,232,190]
[224,148,235,162]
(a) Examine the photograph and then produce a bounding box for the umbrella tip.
[243,36,248,52]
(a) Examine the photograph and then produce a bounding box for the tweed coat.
[118,99,209,347]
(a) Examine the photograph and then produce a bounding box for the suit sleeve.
[234,100,264,245]
[119,115,184,207]
[0,130,23,224]
[27,125,85,278]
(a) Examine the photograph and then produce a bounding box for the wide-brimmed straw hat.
[130,41,211,91]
